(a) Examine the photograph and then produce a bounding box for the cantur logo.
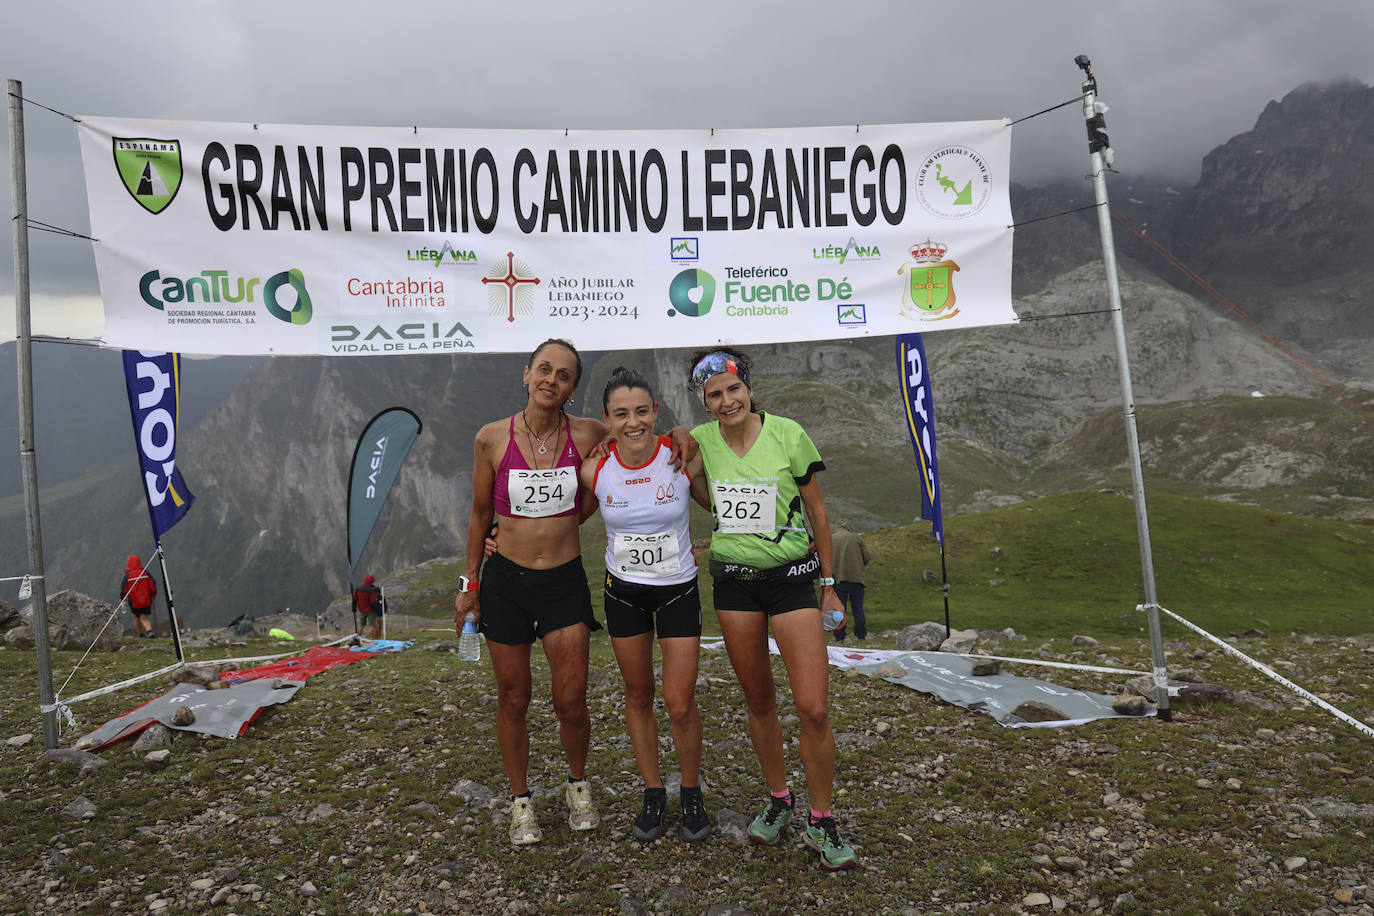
[113,138,183,215]
[139,268,314,325]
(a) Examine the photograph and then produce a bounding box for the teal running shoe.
[747,793,793,845]
[803,816,857,870]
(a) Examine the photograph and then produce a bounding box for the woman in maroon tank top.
[455,339,695,846]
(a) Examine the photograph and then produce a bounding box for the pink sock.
[809,809,832,823]
[771,789,792,801]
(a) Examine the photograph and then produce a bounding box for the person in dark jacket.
[120,555,158,638]
[829,520,871,642]
[354,574,383,638]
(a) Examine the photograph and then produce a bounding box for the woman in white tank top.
[580,368,714,842]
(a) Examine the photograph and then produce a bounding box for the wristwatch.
[817,576,836,587]
[458,575,480,593]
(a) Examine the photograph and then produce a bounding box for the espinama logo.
[113,138,183,215]
[667,268,716,317]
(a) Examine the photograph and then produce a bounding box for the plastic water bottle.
[822,608,845,631]
[459,612,481,661]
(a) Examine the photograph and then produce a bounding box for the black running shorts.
[711,577,818,616]
[603,572,702,640]
[479,553,600,646]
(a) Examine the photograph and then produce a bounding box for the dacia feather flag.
[122,350,195,540]
[896,333,942,543]
[347,407,422,580]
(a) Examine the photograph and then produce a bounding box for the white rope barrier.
[1155,604,1374,741]
[962,652,1146,677]
[191,632,356,670]
[43,662,184,714]
[44,630,357,733]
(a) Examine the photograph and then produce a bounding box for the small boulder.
[1011,701,1068,723]
[131,723,176,753]
[43,748,106,775]
[1071,635,1100,647]
[939,628,978,654]
[45,590,121,651]
[172,666,219,686]
[62,795,97,820]
[871,663,908,679]
[970,659,1001,677]
[895,621,947,652]
[171,706,195,727]
[144,749,172,771]
[1111,694,1150,716]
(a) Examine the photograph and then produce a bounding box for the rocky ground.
[1,623,1371,915]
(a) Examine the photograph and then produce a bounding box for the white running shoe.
[509,796,542,846]
[563,779,600,831]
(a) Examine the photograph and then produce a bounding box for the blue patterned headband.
[690,351,750,391]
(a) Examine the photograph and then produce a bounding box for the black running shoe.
[632,788,667,842]
[679,787,711,842]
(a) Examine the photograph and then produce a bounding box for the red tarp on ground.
[221,645,377,683]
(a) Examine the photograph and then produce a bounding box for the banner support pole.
[1077,56,1171,720]
[8,78,58,749]
[939,540,951,641]
[154,545,185,664]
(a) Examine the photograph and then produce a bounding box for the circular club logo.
[915,146,992,220]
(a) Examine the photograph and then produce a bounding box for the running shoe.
[747,793,793,845]
[803,815,857,870]
[508,796,541,846]
[632,787,667,842]
[679,787,711,842]
[563,778,600,831]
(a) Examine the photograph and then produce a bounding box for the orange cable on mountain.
[1109,204,1374,426]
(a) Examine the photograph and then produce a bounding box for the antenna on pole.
[1074,55,1171,720]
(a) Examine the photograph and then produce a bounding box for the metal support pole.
[8,78,59,748]
[938,540,951,640]
[1077,59,1171,720]
[154,547,185,663]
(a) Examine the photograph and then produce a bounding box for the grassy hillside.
[862,490,1374,639]
[393,490,1374,644]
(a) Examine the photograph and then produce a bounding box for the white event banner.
[77,117,1016,356]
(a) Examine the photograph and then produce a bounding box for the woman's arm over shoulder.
[569,415,609,455]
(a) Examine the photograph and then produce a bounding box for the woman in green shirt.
[687,347,857,871]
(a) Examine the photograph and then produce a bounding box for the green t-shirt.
[692,412,825,569]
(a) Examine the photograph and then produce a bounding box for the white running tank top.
[593,437,697,586]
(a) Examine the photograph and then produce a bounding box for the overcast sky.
[4,0,1372,318]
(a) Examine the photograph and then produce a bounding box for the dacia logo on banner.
[897,239,960,322]
[667,268,716,318]
[113,138,183,215]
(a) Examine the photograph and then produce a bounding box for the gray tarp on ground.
[855,650,1148,727]
[75,679,303,750]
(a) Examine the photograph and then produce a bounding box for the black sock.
[512,791,532,802]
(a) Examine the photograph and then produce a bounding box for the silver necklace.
[522,410,557,456]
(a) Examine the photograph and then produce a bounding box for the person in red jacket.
[354,574,383,639]
[120,555,158,638]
